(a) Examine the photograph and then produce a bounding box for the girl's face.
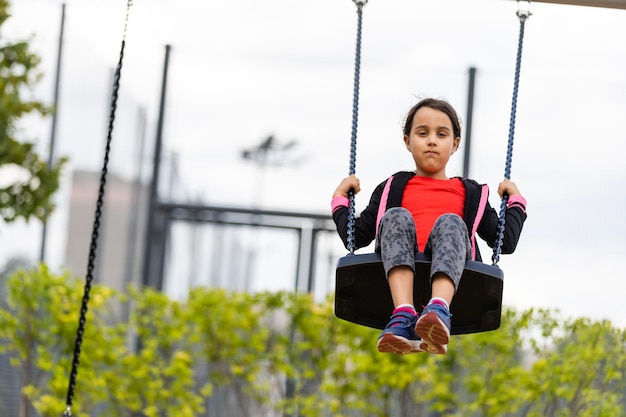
[403,106,460,179]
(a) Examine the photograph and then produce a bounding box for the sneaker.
[414,303,452,354]
[377,310,423,354]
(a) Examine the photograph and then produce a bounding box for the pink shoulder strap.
[375,176,394,238]
[470,184,489,260]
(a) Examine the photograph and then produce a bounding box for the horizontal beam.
[522,0,626,9]
[156,201,337,232]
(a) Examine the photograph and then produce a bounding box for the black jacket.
[332,171,527,262]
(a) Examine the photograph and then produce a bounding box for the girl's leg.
[416,213,471,354]
[376,207,419,307]
[387,267,414,307]
[424,213,471,299]
[375,207,422,354]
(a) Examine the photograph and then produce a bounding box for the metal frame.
[142,202,337,293]
[518,0,626,9]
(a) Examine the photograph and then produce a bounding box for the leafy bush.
[0,266,624,417]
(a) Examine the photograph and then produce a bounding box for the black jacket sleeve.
[332,179,387,250]
[477,200,527,254]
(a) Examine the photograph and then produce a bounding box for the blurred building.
[65,169,147,295]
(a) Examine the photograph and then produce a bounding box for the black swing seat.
[334,252,504,335]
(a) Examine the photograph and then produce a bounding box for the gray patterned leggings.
[375,207,471,290]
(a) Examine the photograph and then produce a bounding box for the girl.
[331,98,527,355]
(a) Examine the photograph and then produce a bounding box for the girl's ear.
[453,136,461,153]
[403,135,411,150]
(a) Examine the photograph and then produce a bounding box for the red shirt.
[401,176,465,251]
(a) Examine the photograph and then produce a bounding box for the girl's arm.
[478,179,527,254]
[331,176,384,250]
[497,178,521,199]
[333,174,361,199]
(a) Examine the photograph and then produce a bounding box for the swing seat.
[334,252,504,335]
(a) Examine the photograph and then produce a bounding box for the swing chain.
[347,0,366,254]
[492,4,528,266]
[62,2,132,416]
[123,0,134,39]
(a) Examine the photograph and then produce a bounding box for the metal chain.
[63,1,132,415]
[346,0,366,254]
[492,7,529,266]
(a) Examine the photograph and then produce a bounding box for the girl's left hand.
[498,178,521,197]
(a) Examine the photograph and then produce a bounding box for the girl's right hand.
[333,175,361,198]
[497,178,521,198]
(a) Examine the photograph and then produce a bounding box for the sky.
[2,0,625,328]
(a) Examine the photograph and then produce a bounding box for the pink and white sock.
[428,297,449,310]
[393,304,417,316]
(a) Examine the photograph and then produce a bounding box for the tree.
[1,266,625,417]
[0,265,120,417]
[515,313,626,417]
[0,256,31,307]
[0,0,66,224]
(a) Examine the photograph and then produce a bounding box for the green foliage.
[1,266,625,417]
[0,0,67,223]
[0,264,121,416]
[517,315,626,417]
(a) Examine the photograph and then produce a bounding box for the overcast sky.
[3,0,625,327]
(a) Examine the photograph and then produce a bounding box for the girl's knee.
[432,213,469,242]
[377,207,417,250]
[383,207,412,219]
[380,207,414,228]
[434,213,465,230]
[437,213,463,224]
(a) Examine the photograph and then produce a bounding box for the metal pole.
[307,230,318,294]
[142,44,171,289]
[40,3,65,262]
[463,67,477,179]
[123,106,147,288]
[294,227,304,294]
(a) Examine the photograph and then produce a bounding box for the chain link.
[492,10,528,266]
[62,1,132,415]
[346,1,365,254]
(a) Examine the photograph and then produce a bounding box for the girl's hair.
[403,98,461,139]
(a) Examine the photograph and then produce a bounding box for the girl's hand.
[497,178,521,198]
[333,175,361,198]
